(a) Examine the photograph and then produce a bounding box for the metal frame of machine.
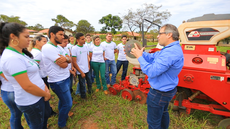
[109,14,230,128]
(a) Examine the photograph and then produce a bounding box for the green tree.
[99,34,106,40]
[0,14,27,26]
[99,14,122,34]
[27,23,44,31]
[100,27,107,34]
[123,3,171,34]
[52,15,76,29]
[76,20,95,34]
[149,29,158,38]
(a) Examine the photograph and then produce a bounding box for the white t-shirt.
[1,47,45,106]
[63,46,71,70]
[71,45,89,74]
[0,56,14,92]
[89,44,105,63]
[31,48,47,78]
[85,41,93,51]
[42,42,70,82]
[101,41,117,60]
[156,43,164,49]
[66,43,75,51]
[116,43,127,61]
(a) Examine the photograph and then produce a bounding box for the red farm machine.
[109,14,230,128]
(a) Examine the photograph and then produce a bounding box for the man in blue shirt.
[131,24,184,129]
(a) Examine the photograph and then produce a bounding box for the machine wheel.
[218,118,230,129]
[133,90,147,104]
[121,89,134,101]
[109,87,118,95]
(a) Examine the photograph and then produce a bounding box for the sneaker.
[95,89,100,92]
[104,90,108,95]
[72,100,78,104]
[107,84,111,88]
[68,111,74,117]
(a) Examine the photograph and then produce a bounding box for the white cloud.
[0,0,229,31]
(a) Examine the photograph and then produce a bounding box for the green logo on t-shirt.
[80,51,82,54]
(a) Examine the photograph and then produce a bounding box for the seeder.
[109,14,230,128]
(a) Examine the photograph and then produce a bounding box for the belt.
[150,87,176,93]
[150,87,168,93]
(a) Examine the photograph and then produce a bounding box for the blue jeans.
[49,77,72,127]
[69,73,74,94]
[105,60,117,85]
[1,90,23,129]
[17,97,51,129]
[89,61,95,83]
[116,60,129,80]
[75,82,86,95]
[147,87,177,129]
[78,72,92,98]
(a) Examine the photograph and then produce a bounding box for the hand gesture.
[130,43,145,58]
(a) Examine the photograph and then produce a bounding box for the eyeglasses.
[158,32,167,35]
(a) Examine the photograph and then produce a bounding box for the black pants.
[42,77,56,116]
[42,77,50,89]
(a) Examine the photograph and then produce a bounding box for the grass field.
[0,42,230,129]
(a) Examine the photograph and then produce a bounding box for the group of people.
[0,22,130,129]
[0,22,183,129]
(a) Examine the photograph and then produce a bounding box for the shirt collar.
[162,41,179,50]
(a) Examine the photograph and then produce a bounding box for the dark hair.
[75,33,84,40]
[0,22,33,58]
[48,26,64,39]
[85,33,91,37]
[64,34,68,39]
[23,48,33,58]
[121,35,127,39]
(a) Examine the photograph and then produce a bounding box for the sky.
[0,0,229,32]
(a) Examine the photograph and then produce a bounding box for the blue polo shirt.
[138,41,184,92]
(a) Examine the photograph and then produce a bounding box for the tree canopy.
[99,14,122,34]
[76,20,95,34]
[122,3,171,35]
[27,23,44,31]
[0,14,27,26]
[52,15,76,29]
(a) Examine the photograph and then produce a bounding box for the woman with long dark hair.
[0,22,51,129]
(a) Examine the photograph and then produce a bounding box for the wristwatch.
[66,57,70,62]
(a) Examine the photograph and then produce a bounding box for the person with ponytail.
[0,22,51,129]
[30,34,57,117]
